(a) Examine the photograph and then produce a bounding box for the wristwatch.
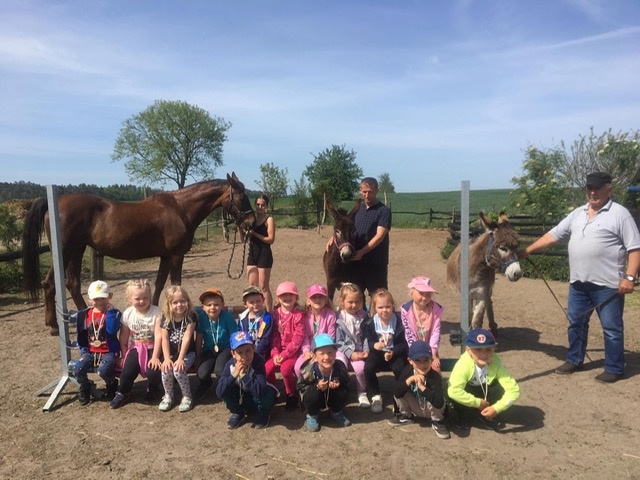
[624,274,636,282]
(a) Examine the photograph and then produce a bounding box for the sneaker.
[226,413,246,430]
[387,414,414,427]
[453,416,471,431]
[306,414,320,432]
[252,413,270,429]
[158,395,173,412]
[194,382,211,401]
[432,420,451,439]
[109,392,130,409]
[555,362,582,375]
[476,414,502,431]
[358,393,370,409]
[78,388,91,406]
[329,410,352,427]
[371,395,383,414]
[178,397,193,412]
[595,371,623,383]
[144,388,159,403]
[285,394,299,411]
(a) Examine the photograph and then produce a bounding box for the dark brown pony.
[323,199,361,300]
[22,172,255,334]
[446,212,523,336]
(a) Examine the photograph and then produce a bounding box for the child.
[158,286,197,413]
[266,281,305,410]
[193,288,239,402]
[73,280,122,405]
[297,334,352,432]
[237,286,274,360]
[448,328,520,431]
[294,283,336,377]
[390,340,449,439]
[334,283,371,408]
[401,276,444,372]
[110,279,162,409]
[363,289,408,413]
[216,331,277,429]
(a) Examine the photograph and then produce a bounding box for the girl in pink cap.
[265,281,305,410]
[294,283,337,377]
[400,276,444,372]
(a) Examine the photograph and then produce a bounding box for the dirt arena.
[1,228,639,479]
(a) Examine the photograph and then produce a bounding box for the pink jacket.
[300,307,337,354]
[400,300,443,350]
[270,306,305,361]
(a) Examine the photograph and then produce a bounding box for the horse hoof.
[49,328,60,336]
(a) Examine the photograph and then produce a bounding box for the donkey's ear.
[498,210,509,224]
[325,198,337,217]
[348,199,362,219]
[479,211,498,230]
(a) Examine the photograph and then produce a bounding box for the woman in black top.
[246,194,276,310]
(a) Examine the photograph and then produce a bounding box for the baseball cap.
[408,340,433,360]
[307,283,328,298]
[466,328,497,348]
[242,286,264,301]
[199,288,224,304]
[276,281,299,297]
[312,333,340,351]
[88,280,111,300]
[408,276,437,293]
[586,172,612,188]
[230,331,254,350]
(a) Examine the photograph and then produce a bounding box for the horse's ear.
[348,199,362,219]
[479,211,498,231]
[227,172,245,192]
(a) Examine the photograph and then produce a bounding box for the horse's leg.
[169,254,184,285]
[152,257,171,305]
[66,249,87,314]
[42,266,58,335]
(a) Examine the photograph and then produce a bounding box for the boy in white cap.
[448,328,520,431]
[72,280,122,405]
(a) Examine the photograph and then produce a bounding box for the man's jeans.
[567,282,624,375]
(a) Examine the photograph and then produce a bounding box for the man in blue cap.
[448,328,520,431]
[522,172,640,383]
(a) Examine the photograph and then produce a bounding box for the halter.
[332,233,353,252]
[485,232,520,272]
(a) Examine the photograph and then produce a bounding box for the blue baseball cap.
[230,331,254,350]
[312,333,339,351]
[466,328,497,348]
[408,340,432,360]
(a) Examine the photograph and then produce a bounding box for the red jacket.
[270,306,305,361]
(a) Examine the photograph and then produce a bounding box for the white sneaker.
[371,395,383,413]
[158,395,173,412]
[358,393,370,408]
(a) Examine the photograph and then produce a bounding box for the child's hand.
[384,350,393,362]
[481,405,498,419]
[374,342,385,351]
[273,355,283,366]
[328,379,340,389]
[174,358,186,372]
[317,379,329,391]
[148,357,161,370]
[234,361,248,378]
[161,359,173,373]
[479,399,491,411]
[431,357,441,370]
[304,351,313,361]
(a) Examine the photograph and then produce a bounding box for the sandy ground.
[1,228,639,479]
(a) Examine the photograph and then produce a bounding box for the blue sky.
[1,0,639,193]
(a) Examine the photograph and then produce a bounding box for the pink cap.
[276,281,299,297]
[307,283,328,298]
[408,276,437,293]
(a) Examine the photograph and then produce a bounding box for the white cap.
[88,280,111,299]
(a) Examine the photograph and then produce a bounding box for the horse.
[22,172,255,334]
[446,211,523,336]
[323,199,361,300]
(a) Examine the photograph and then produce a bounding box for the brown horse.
[22,172,255,334]
[323,199,361,300]
[446,212,523,336]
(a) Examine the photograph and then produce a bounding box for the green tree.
[112,100,232,189]
[511,146,572,220]
[304,144,363,201]
[291,174,312,227]
[257,162,289,209]
[378,172,395,193]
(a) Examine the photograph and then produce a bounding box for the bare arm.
[353,225,389,261]
[521,232,558,258]
[620,249,640,294]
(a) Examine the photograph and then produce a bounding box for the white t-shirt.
[122,305,161,346]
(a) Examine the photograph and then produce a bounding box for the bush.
[521,255,569,282]
[0,261,22,294]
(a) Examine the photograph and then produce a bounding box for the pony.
[446,211,523,336]
[323,199,361,300]
[22,172,255,334]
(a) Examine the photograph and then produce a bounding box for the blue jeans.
[567,282,625,375]
[73,351,118,388]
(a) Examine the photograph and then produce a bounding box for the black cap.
[586,172,612,188]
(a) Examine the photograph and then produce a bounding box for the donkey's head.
[326,199,361,262]
[479,211,523,282]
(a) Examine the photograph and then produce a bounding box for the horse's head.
[225,172,255,230]
[480,211,523,282]
[326,199,360,263]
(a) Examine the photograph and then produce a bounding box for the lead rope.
[227,227,250,280]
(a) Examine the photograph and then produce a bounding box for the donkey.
[323,199,362,300]
[446,212,523,336]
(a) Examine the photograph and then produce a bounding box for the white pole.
[460,181,470,353]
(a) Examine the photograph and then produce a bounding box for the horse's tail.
[22,198,48,302]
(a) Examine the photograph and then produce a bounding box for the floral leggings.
[161,352,196,399]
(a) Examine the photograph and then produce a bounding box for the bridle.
[225,185,253,223]
[485,231,520,272]
[224,184,253,280]
[332,232,354,252]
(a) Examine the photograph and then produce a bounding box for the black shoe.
[432,420,451,439]
[109,392,130,409]
[194,381,212,401]
[144,388,159,403]
[555,362,582,375]
[595,371,623,383]
[387,413,414,426]
[104,380,119,401]
[78,388,91,406]
[252,413,270,429]
[285,394,299,411]
[476,414,503,431]
[226,413,245,430]
[453,416,471,431]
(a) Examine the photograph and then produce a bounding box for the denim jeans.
[73,351,118,387]
[567,282,625,375]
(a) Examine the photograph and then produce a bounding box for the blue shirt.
[353,200,391,264]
